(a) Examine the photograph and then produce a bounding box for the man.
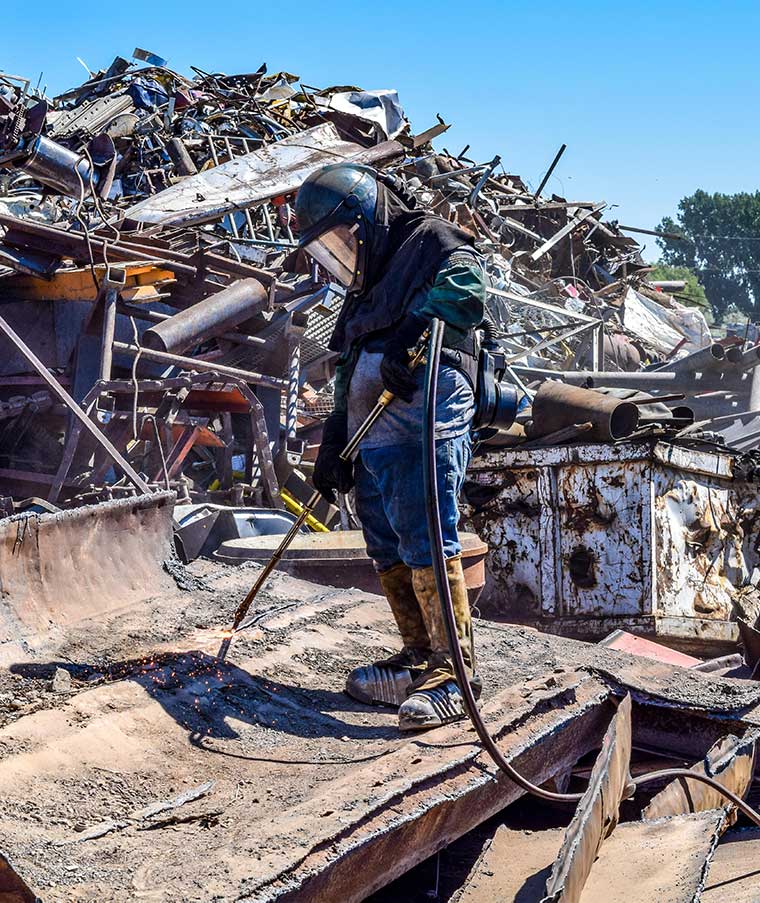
[294,162,485,731]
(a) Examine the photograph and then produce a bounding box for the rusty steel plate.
[543,693,635,903]
[643,731,758,825]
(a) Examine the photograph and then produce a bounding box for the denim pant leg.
[353,452,403,572]
[357,433,471,570]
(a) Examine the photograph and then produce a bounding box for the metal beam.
[529,204,605,262]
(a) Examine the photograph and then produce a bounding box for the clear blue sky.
[3,0,758,259]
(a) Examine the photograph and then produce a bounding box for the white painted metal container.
[462,441,759,652]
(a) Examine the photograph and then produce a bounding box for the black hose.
[422,317,760,822]
[480,312,498,347]
[633,769,760,825]
[422,317,582,803]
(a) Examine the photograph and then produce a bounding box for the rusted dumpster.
[463,440,759,652]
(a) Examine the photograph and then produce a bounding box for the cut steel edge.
[542,693,635,903]
[643,729,759,825]
[0,848,38,902]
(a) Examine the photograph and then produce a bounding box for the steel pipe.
[512,366,679,388]
[654,343,725,374]
[117,302,266,349]
[142,278,268,354]
[23,134,96,197]
[529,381,639,441]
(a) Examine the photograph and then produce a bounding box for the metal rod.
[286,340,300,441]
[217,340,429,660]
[618,224,685,240]
[533,143,566,199]
[503,320,597,365]
[0,314,151,495]
[113,341,287,390]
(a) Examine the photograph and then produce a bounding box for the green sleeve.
[331,352,355,416]
[416,254,486,339]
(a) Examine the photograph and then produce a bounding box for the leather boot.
[345,562,431,707]
[398,555,480,731]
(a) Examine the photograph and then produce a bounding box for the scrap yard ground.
[3,518,760,901]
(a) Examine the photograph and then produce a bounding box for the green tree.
[646,263,713,323]
[656,190,760,321]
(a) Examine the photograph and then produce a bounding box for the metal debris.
[643,732,757,825]
[0,46,737,528]
[543,694,635,903]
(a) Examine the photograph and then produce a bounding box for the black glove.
[380,312,428,403]
[313,411,354,504]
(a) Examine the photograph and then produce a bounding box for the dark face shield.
[304,223,360,288]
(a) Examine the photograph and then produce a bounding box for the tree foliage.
[646,263,713,323]
[656,190,760,321]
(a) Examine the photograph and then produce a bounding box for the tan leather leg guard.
[377,562,431,667]
[410,555,475,692]
[344,562,431,708]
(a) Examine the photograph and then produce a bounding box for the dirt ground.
[2,548,760,901]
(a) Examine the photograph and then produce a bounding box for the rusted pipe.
[724,346,744,365]
[529,381,639,441]
[142,278,268,354]
[117,301,266,349]
[166,137,198,176]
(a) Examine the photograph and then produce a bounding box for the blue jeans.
[354,434,471,571]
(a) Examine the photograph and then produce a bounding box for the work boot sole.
[345,664,414,708]
[398,683,467,732]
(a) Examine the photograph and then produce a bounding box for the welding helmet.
[295,163,378,292]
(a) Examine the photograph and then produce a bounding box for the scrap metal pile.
[0,49,755,525]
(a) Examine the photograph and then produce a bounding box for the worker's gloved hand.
[313,411,354,504]
[380,312,428,403]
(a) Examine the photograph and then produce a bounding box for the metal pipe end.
[141,329,169,353]
[725,346,744,365]
[609,401,639,439]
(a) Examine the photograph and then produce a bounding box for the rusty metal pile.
[0,48,744,521]
[0,49,758,655]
